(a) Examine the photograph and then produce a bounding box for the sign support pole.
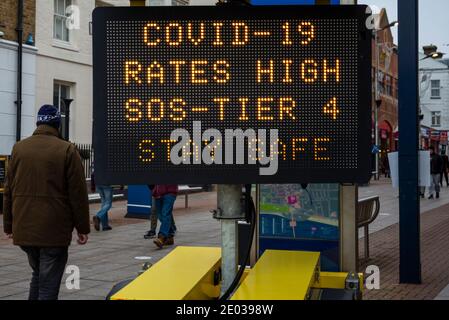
[398,0,421,284]
[338,0,359,273]
[214,185,244,296]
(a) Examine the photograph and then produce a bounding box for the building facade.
[34,0,130,146]
[0,0,37,155]
[34,0,197,146]
[419,48,449,152]
[372,9,398,173]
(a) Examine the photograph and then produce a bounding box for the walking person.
[382,155,390,178]
[3,105,90,300]
[143,185,158,239]
[152,185,178,249]
[91,168,113,231]
[144,185,177,239]
[429,148,443,199]
[440,151,449,187]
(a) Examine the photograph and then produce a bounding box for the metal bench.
[178,185,204,208]
[357,196,380,261]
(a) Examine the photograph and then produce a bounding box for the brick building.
[0,0,37,155]
[0,0,36,43]
[372,9,398,173]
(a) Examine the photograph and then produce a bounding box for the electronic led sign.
[93,5,371,184]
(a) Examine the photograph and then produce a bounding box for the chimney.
[423,45,438,56]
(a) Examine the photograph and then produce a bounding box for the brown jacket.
[3,125,90,247]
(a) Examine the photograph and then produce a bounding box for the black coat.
[431,154,444,174]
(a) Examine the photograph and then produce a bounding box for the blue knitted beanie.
[36,105,61,128]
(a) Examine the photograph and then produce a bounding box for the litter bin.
[126,185,151,219]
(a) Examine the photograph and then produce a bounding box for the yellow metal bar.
[111,246,221,300]
[232,250,320,300]
[130,0,146,6]
[312,272,364,292]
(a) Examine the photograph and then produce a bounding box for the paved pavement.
[360,178,449,300]
[360,202,449,300]
[0,192,220,300]
[359,177,449,234]
[1,179,449,300]
[436,284,449,300]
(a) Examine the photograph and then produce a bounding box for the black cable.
[300,183,314,206]
[216,0,251,6]
[219,188,256,300]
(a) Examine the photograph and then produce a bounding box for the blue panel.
[127,185,151,217]
[258,184,340,271]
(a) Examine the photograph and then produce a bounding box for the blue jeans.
[156,194,176,238]
[96,185,113,228]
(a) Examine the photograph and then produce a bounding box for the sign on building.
[92,5,372,184]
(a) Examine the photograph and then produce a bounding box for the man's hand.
[77,234,88,245]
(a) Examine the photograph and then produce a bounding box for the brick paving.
[360,203,449,300]
[0,191,220,300]
[1,182,449,300]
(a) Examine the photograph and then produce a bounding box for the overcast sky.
[358,0,449,54]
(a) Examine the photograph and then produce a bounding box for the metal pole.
[398,0,421,284]
[63,99,73,141]
[215,185,244,295]
[15,0,24,142]
[374,32,380,180]
[339,0,359,274]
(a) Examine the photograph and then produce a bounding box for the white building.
[34,0,130,145]
[419,52,449,152]
[35,0,206,146]
[0,40,37,155]
[419,53,449,150]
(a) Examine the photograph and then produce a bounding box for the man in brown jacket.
[3,104,90,300]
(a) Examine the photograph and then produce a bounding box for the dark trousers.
[441,171,449,186]
[20,246,68,300]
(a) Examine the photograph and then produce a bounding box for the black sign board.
[93,5,371,184]
[0,157,6,185]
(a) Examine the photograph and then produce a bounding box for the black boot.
[437,192,440,199]
[144,230,156,239]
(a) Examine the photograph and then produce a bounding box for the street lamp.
[373,20,398,180]
[420,52,445,60]
[62,98,74,141]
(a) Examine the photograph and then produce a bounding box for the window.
[395,79,398,99]
[385,75,392,97]
[431,80,441,99]
[377,71,385,95]
[431,111,441,127]
[53,82,71,139]
[53,0,72,42]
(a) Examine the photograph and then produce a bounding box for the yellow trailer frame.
[111,246,362,300]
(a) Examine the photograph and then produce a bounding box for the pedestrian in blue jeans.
[144,185,177,239]
[152,185,178,248]
[93,185,113,231]
[91,170,113,231]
